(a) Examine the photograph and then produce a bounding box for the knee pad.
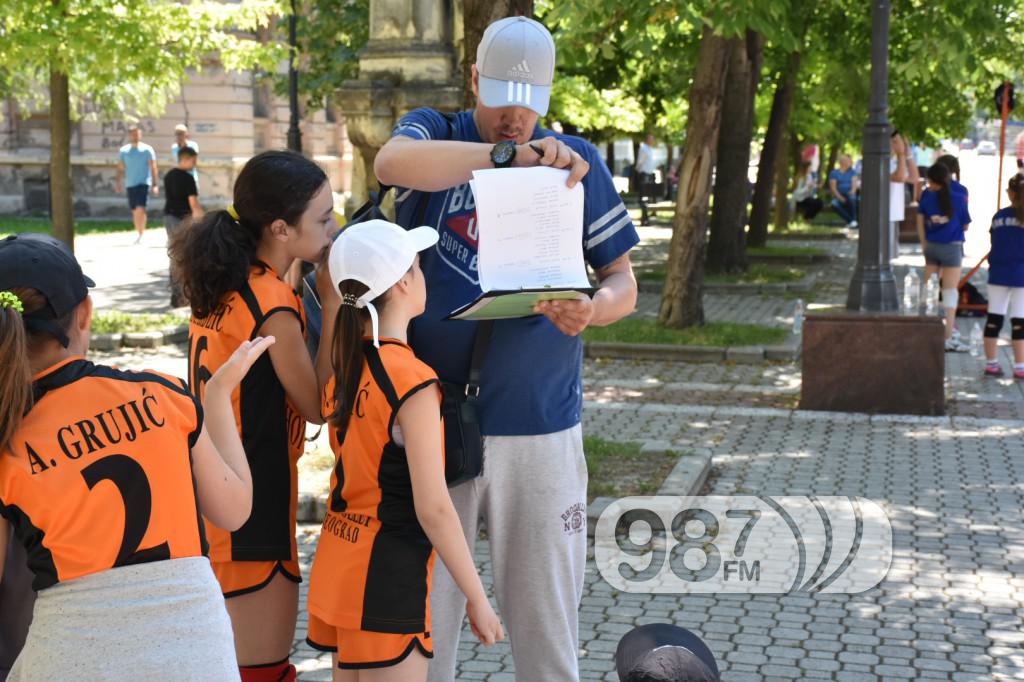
[986,313,1005,338]
[942,288,959,308]
[1012,318,1024,341]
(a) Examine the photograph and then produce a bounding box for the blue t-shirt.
[390,108,639,436]
[917,188,971,243]
[989,206,1024,287]
[119,143,156,187]
[829,168,858,195]
[951,179,968,199]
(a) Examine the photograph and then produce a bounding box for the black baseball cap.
[615,624,720,682]
[0,233,95,347]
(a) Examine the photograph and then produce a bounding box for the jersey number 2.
[81,454,171,567]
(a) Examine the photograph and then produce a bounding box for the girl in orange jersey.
[306,220,504,680]
[170,150,340,681]
[0,232,273,680]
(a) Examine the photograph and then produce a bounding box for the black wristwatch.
[490,140,517,168]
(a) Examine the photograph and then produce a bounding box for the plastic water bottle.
[969,322,983,358]
[903,268,920,313]
[925,274,939,315]
[792,298,804,335]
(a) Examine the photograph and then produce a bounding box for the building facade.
[0,68,352,218]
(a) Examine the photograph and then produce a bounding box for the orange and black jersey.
[188,262,305,563]
[0,357,205,591]
[308,339,442,634]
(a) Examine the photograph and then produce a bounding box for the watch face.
[492,140,516,165]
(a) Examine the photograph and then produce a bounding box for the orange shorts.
[211,558,301,599]
[306,613,433,670]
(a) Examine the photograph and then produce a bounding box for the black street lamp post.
[847,0,898,312]
[287,0,302,153]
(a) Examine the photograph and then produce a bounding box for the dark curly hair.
[1010,174,1024,224]
[169,150,327,319]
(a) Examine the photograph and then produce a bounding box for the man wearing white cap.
[376,15,639,682]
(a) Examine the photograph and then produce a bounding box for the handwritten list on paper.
[469,166,588,293]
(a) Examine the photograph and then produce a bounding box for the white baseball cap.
[327,219,438,346]
[475,16,555,116]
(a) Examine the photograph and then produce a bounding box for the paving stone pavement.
[81,230,1024,680]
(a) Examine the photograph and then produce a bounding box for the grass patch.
[298,435,679,504]
[769,219,842,235]
[0,216,157,238]
[584,436,679,502]
[705,264,805,285]
[638,264,805,285]
[747,245,825,258]
[583,318,788,346]
[91,310,189,335]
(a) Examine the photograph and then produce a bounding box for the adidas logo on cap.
[507,61,532,80]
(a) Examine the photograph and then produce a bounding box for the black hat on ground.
[615,623,720,682]
[0,233,95,347]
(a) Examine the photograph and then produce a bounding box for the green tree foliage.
[273,0,369,111]
[0,0,283,248]
[1,1,283,118]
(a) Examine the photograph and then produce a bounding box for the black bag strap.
[364,341,400,410]
[465,321,494,397]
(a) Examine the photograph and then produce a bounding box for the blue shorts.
[127,185,149,210]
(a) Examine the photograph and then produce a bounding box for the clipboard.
[446,286,597,321]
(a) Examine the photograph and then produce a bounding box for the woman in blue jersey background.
[984,174,1024,377]
[916,163,972,352]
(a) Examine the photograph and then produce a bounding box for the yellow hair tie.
[0,291,24,313]
[226,205,240,221]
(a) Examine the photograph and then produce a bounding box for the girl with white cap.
[306,219,503,680]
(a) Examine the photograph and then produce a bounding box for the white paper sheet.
[469,167,589,292]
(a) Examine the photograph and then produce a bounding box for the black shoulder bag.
[439,320,492,487]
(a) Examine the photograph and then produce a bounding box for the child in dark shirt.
[163,146,202,307]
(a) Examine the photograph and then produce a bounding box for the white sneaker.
[849,220,859,228]
[945,337,970,352]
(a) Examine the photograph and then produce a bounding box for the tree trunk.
[49,68,74,250]
[821,144,839,191]
[772,129,794,233]
[707,30,764,274]
[606,139,615,175]
[747,49,802,247]
[658,26,731,329]
[462,1,534,110]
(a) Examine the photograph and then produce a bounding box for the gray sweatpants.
[427,425,588,682]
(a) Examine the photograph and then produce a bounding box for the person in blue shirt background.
[828,154,859,227]
[375,16,638,682]
[983,173,1024,377]
[115,125,159,244]
[934,154,968,200]
[917,162,972,351]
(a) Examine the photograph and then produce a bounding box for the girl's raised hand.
[210,336,276,390]
[467,597,505,646]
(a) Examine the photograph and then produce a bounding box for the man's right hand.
[516,137,590,188]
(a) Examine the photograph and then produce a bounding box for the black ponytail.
[329,281,388,441]
[927,163,953,219]
[168,150,328,320]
